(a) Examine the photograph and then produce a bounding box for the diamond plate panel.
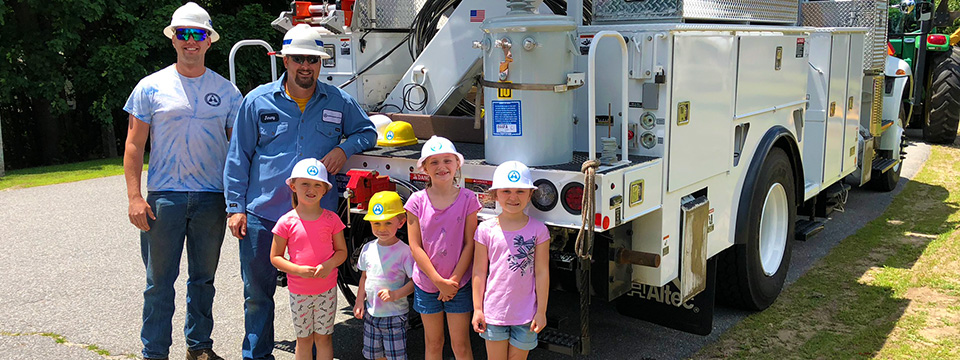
[801,0,888,73]
[594,0,797,24]
[353,0,427,30]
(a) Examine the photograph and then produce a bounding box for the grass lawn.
[0,156,148,191]
[695,144,960,359]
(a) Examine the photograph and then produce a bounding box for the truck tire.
[923,47,960,144]
[869,105,905,192]
[717,147,795,311]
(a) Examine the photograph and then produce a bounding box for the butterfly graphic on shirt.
[508,235,537,275]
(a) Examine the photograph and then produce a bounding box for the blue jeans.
[240,214,279,360]
[140,191,226,359]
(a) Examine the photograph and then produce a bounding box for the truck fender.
[880,56,911,152]
[734,126,802,245]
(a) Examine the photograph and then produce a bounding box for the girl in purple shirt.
[472,161,550,359]
[405,136,481,360]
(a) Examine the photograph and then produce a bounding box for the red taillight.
[561,183,584,215]
[888,42,895,56]
[928,34,948,46]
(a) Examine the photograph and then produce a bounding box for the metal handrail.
[229,40,279,87]
[587,31,629,163]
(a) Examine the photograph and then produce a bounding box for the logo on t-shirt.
[508,235,536,275]
[372,203,384,215]
[307,166,320,176]
[507,170,521,182]
[205,93,222,107]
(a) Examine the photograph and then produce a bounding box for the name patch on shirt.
[260,113,279,123]
[322,110,342,124]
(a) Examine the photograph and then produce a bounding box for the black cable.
[402,83,428,112]
[375,103,403,113]
[339,33,412,88]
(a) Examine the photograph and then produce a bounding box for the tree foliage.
[0,0,288,169]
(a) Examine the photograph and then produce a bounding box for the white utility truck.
[232,0,911,355]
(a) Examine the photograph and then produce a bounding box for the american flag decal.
[470,10,485,22]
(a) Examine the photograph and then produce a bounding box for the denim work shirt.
[224,75,376,221]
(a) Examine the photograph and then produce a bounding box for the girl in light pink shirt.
[405,136,481,360]
[270,158,347,360]
[472,161,550,359]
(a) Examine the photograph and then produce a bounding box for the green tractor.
[889,0,960,143]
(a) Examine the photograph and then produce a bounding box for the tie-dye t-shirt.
[123,65,242,192]
[475,217,550,326]
[357,239,415,317]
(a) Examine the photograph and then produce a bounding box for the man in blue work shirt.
[124,3,241,360]
[223,24,377,360]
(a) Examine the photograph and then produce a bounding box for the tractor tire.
[869,105,906,192]
[717,147,796,311]
[924,46,960,144]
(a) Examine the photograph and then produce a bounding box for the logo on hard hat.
[507,170,521,182]
[205,93,221,107]
[307,166,320,176]
[430,143,442,152]
[372,203,384,215]
[386,131,395,140]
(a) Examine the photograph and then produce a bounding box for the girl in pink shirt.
[405,136,481,360]
[472,161,550,359]
[270,158,347,360]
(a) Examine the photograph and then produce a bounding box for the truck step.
[873,158,900,173]
[537,327,580,356]
[795,219,825,241]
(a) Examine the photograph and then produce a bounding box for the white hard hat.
[286,158,333,188]
[163,2,220,43]
[370,114,393,140]
[279,24,331,58]
[490,161,537,190]
[417,136,465,169]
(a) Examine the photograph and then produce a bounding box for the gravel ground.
[0,138,929,360]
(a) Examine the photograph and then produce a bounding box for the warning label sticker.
[579,35,593,55]
[795,38,804,58]
[492,100,522,136]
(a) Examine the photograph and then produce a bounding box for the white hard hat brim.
[285,176,333,189]
[278,48,332,59]
[164,23,220,43]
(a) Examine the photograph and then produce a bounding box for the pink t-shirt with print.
[272,209,346,295]
[475,217,550,326]
[404,187,482,293]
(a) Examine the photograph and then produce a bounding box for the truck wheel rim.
[759,183,788,276]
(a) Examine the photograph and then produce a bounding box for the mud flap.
[615,258,717,335]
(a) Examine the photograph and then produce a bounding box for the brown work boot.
[185,348,223,360]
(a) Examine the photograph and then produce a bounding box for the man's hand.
[228,213,247,239]
[320,147,347,174]
[128,196,156,231]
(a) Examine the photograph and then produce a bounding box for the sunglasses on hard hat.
[289,55,321,65]
[175,28,208,42]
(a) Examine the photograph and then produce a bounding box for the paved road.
[0,139,929,360]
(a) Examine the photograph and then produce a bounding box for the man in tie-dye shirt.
[121,3,241,360]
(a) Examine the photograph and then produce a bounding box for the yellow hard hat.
[364,191,406,221]
[377,121,418,147]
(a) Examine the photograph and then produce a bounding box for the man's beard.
[294,71,315,89]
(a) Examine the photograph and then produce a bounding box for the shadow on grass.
[697,165,958,358]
